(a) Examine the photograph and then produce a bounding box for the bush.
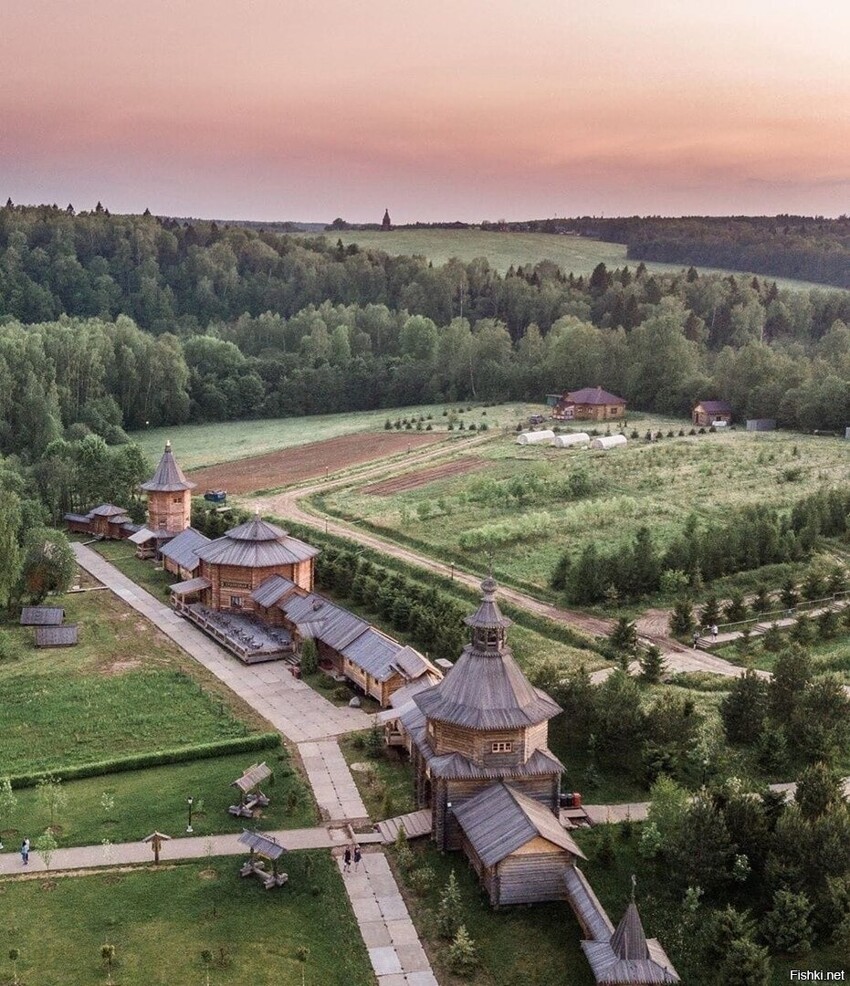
[7,733,281,789]
[333,685,351,701]
[299,638,318,675]
[408,866,436,896]
[761,890,813,956]
[437,872,463,940]
[448,926,479,977]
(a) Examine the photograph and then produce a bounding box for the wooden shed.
[692,400,731,427]
[35,625,79,648]
[20,607,64,626]
[159,527,210,579]
[453,781,585,906]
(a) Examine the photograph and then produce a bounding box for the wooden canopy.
[238,829,286,861]
[232,762,272,794]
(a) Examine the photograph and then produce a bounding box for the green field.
[0,855,370,986]
[313,228,834,291]
[0,583,268,777]
[130,401,535,470]
[314,419,849,598]
[1,751,314,848]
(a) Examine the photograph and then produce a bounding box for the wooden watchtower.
[140,441,196,536]
[409,576,564,850]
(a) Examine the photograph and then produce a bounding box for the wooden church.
[402,576,564,849]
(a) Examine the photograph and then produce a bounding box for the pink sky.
[2,0,850,221]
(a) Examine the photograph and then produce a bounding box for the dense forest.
[483,215,850,290]
[2,205,850,472]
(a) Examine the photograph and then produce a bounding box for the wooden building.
[158,527,210,580]
[175,514,319,613]
[553,387,626,422]
[64,503,136,540]
[140,441,195,536]
[692,400,731,427]
[277,591,440,707]
[402,576,563,851]
[580,899,680,984]
[453,782,586,906]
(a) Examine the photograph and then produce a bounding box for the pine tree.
[639,645,665,684]
[761,890,813,955]
[608,617,638,655]
[669,598,695,639]
[795,761,842,819]
[447,925,478,975]
[717,938,771,986]
[721,669,768,745]
[437,871,463,939]
[700,594,721,627]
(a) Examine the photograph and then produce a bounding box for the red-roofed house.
[553,387,626,422]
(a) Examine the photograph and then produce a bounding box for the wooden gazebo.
[229,762,272,818]
[238,830,288,889]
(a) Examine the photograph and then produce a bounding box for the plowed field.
[363,456,486,495]
[188,431,446,494]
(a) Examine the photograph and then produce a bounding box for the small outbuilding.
[35,625,79,648]
[551,432,590,448]
[516,430,556,445]
[20,607,65,626]
[159,527,211,579]
[746,419,776,432]
[692,400,732,427]
[453,781,586,906]
[590,434,627,450]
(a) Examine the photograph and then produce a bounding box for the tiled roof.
[565,387,626,406]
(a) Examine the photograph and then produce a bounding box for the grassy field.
[1,751,315,849]
[130,400,537,470]
[0,579,269,777]
[312,228,834,291]
[315,418,848,597]
[0,854,370,986]
[90,540,174,600]
[339,733,416,820]
[717,627,850,681]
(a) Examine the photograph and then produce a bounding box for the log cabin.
[553,387,626,422]
[692,400,732,427]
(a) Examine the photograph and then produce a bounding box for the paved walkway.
[72,543,370,743]
[339,852,437,986]
[299,740,369,823]
[0,826,342,877]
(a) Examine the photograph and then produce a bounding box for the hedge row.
[8,731,281,789]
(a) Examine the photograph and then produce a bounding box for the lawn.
[339,733,416,820]
[130,400,537,470]
[1,751,315,849]
[315,420,848,597]
[393,840,595,986]
[0,854,371,986]
[0,579,270,777]
[309,228,831,291]
[90,540,174,601]
[717,628,850,682]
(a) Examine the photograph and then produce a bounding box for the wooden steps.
[377,809,432,844]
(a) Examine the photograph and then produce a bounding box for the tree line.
[3,207,850,453]
[552,486,850,604]
[485,214,850,291]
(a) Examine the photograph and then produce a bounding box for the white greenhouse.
[590,434,627,450]
[516,430,556,445]
[551,432,590,448]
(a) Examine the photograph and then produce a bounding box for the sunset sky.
[3,0,849,222]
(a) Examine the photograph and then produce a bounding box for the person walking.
[692,630,699,649]
[711,623,718,643]
[20,838,29,866]
[354,846,362,872]
[343,846,351,873]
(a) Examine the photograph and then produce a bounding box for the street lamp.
[186,796,194,834]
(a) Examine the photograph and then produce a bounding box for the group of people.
[692,624,719,647]
[342,845,361,873]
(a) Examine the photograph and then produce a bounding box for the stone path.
[72,543,370,743]
[69,543,435,984]
[339,852,438,986]
[0,826,342,877]
[299,740,369,823]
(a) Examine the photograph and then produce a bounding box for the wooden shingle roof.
[238,829,286,860]
[158,527,210,572]
[566,387,626,406]
[140,441,196,492]
[20,607,64,626]
[453,782,585,867]
[232,762,272,793]
[35,625,79,647]
[195,516,319,568]
[251,574,297,608]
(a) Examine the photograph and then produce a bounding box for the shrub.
[299,638,318,675]
[761,890,813,956]
[761,623,784,652]
[448,926,479,976]
[408,866,436,896]
[333,685,351,701]
[437,872,463,939]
